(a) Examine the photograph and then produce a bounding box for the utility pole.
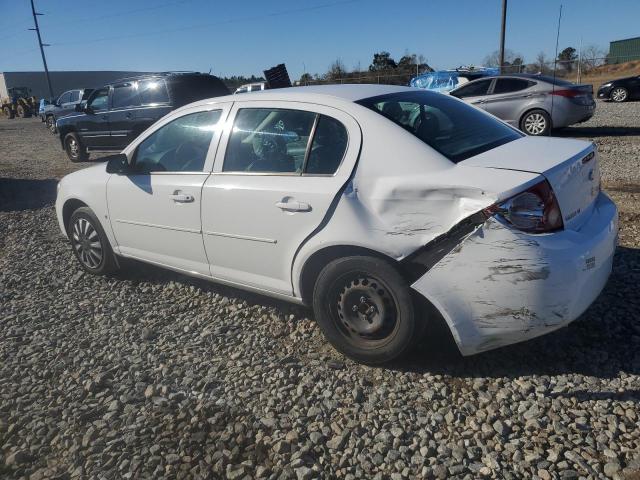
[29,0,54,100]
[499,0,507,73]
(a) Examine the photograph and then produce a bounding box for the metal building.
[0,71,148,100]
[608,36,640,64]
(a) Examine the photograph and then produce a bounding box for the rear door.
[201,101,361,294]
[133,78,173,134]
[482,78,535,125]
[76,87,111,148]
[108,82,142,149]
[449,78,494,109]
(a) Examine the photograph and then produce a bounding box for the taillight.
[551,89,586,98]
[483,180,563,233]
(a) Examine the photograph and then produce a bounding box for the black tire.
[312,256,425,364]
[64,132,88,162]
[610,87,628,103]
[520,109,551,136]
[16,104,30,118]
[2,106,14,119]
[68,207,117,275]
[46,115,56,134]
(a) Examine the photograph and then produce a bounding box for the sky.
[1,0,638,81]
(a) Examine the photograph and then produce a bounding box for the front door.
[106,104,230,275]
[108,82,142,149]
[201,101,361,294]
[450,78,494,110]
[77,87,111,148]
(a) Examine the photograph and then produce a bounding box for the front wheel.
[520,109,551,136]
[312,256,425,364]
[2,106,14,119]
[17,105,28,118]
[610,87,628,103]
[68,207,117,275]
[64,133,88,162]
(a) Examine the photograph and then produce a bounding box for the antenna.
[29,0,54,100]
[551,4,562,122]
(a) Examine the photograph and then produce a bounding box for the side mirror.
[105,153,131,174]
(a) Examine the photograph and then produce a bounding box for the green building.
[608,36,640,64]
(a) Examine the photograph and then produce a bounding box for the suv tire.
[312,255,425,364]
[64,133,89,162]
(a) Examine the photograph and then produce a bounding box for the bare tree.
[326,58,347,81]
[483,49,523,67]
[580,45,606,72]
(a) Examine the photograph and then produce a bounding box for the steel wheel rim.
[68,138,79,157]
[71,217,103,269]
[330,272,399,349]
[612,88,627,102]
[47,117,55,132]
[524,113,546,135]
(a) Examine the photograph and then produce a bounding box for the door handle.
[473,99,486,104]
[125,112,132,118]
[101,115,108,120]
[170,192,194,203]
[275,200,311,212]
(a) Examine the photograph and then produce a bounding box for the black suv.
[56,72,229,162]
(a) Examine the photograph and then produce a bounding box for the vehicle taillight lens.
[551,89,584,98]
[484,180,563,233]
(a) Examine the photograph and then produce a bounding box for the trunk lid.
[461,136,600,230]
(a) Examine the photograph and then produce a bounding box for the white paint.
[55,85,618,356]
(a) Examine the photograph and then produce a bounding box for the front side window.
[133,110,222,173]
[138,79,170,105]
[111,83,140,109]
[493,78,533,94]
[358,91,522,163]
[451,79,492,98]
[223,108,316,173]
[88,88,109,111]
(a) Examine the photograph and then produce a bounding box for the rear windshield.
[357,91,522,163]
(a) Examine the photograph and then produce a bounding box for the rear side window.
[306,116,348,174]
[58,92,71,104]
[451,79,492,98]
[69,91,80,102]
[138,79,170,105]
[493,78,533,94]
[358,91,522,163]
[111,83,140,109]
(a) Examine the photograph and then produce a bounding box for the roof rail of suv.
[109,71,202,84]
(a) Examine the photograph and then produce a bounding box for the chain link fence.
[299,55,640,87]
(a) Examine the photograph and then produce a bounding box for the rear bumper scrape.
[410,191,618,356]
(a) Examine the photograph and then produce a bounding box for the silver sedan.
[449,74,595,136]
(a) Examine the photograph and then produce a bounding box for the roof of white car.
[193,84,418,108]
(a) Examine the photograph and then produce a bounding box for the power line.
[49,0,360,47]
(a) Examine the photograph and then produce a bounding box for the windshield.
[357,91,522,163]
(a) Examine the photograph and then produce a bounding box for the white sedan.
[55,85,618,364]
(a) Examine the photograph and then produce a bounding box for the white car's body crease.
[56,84,618,356]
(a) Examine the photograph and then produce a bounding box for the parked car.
[56,72,229,162]
[449,74,595,136]
[56,85,617,364]
[597,75,640,102]
[234,82,267,94]
[43,88,94,133]
[410,67,499,93]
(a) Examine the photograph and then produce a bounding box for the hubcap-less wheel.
[46,117,55,133]
[71,217,103,269]
[332,273,399,348]
[523,113,547,135]
[68,138,79,158]
[611,88,628,102]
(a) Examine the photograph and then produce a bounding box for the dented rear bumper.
[411,191,618,356]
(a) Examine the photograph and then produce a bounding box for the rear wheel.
[64,133,88,162]
[2,106,14,119]
[520,109,551,136]
[16,105,28,118]
[46,115,56,134]
[312,256,425,364]
[610,87,628,103]
[68,207,117,275]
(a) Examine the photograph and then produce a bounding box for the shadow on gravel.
[554,126,640,138]
[0,177,58,211]
[397,246,640,383]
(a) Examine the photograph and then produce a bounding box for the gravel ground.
[1,101,639,480]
